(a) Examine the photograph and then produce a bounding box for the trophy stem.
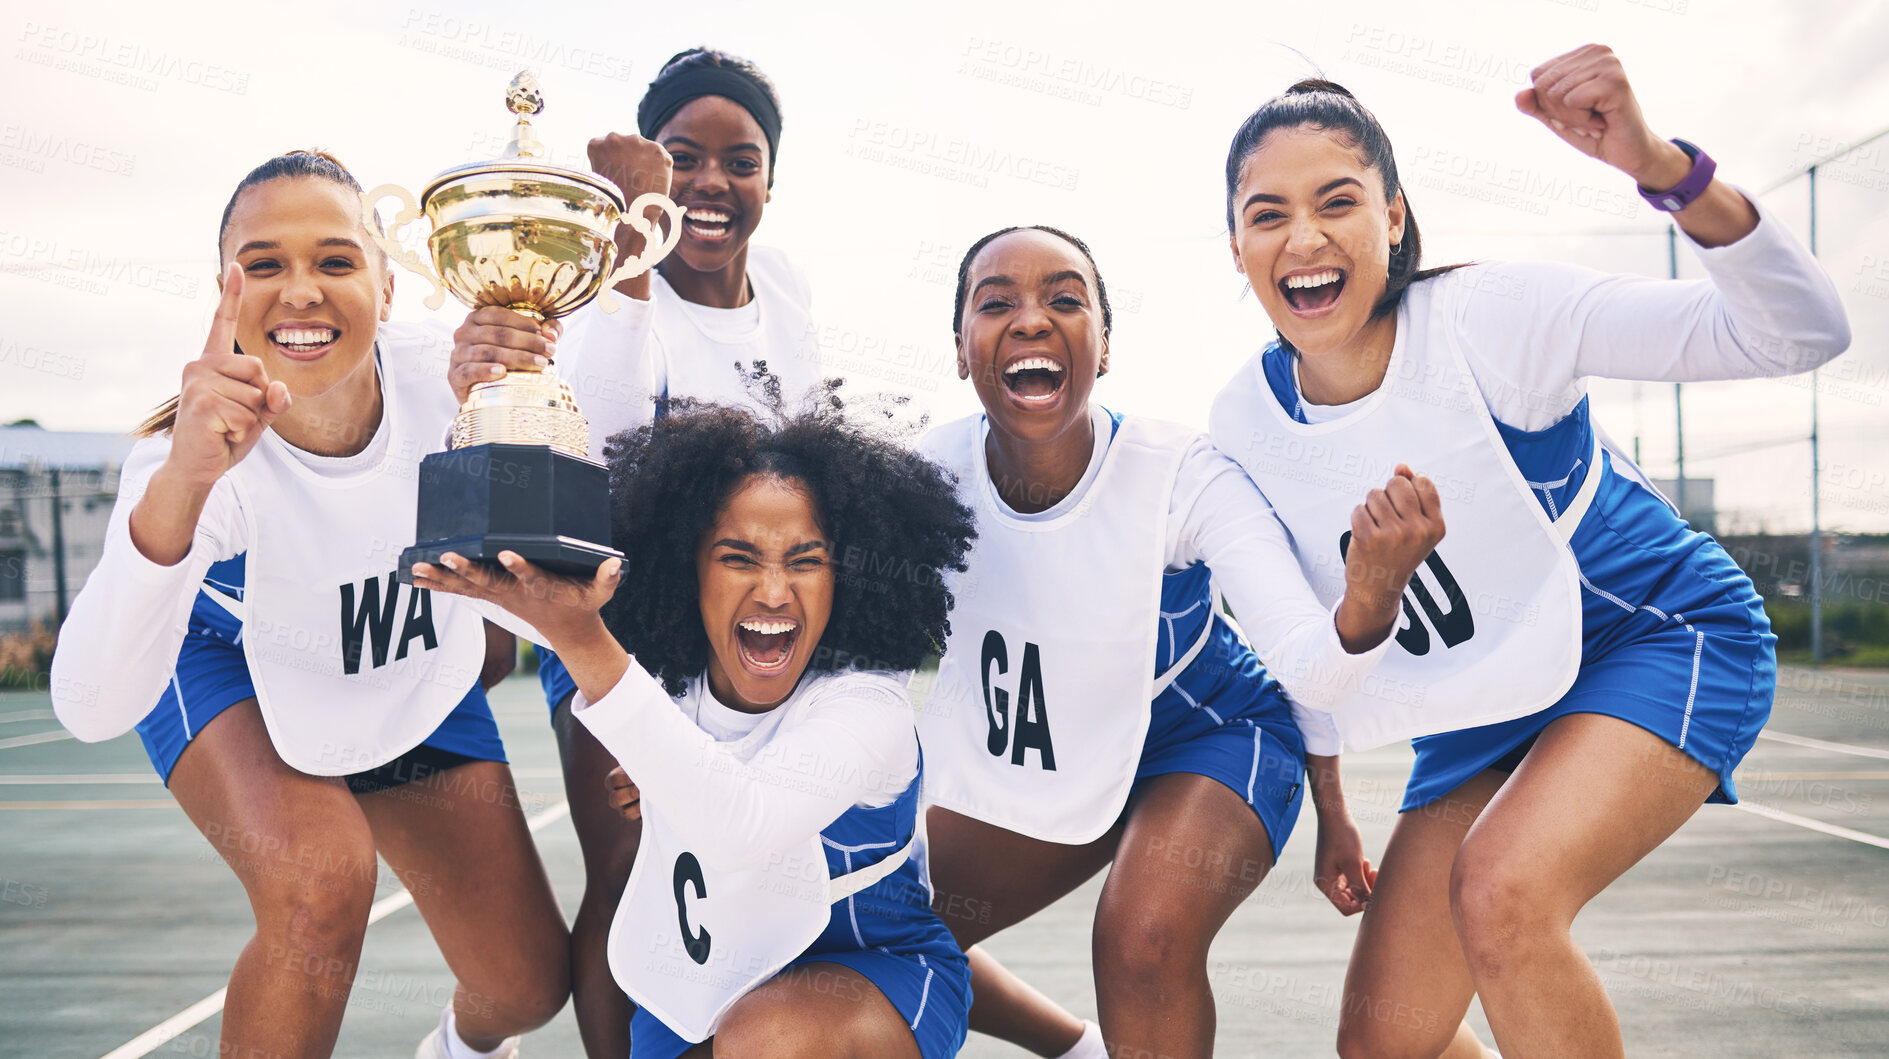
[506,116,544,160]
[452,359,590,459]
[392,69,666,582]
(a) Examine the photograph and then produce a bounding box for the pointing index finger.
[203,263,244,361]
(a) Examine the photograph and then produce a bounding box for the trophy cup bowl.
[423,160,625,459]
[369,71,683,583]
[431,167,616,317]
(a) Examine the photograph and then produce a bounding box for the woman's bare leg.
[554,695,643,1058]
[1336,770,1506,1059]
[1090,774,1273,1059]
[354,759,570,1049]
[167,699,379,1059]
[691,961,923,1059]
[927,805,1119,1055]
[1451,713,1717,1059]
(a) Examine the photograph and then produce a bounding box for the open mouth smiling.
[1278,267,1346,317]
[735,615,799,677]
[1001,354,1067,406]
[683,205,736,243]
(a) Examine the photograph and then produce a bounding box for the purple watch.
[1638,139,1715,212]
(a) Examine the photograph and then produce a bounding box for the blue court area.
[3,666,1887,1057]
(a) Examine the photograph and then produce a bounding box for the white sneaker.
[413,1026,449,1059]
[415,1007,520,1059]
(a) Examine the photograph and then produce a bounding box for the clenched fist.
[605,766,641,822]
[1335,464,1446,653]
[1516,43,1692,192]
[588,132,674,282]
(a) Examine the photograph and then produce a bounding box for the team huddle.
[50,41,1850,1059]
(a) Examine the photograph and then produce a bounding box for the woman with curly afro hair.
[444,49,824,1054]
[413,395,978,1059]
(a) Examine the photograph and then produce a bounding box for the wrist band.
[1639,139,1715,213]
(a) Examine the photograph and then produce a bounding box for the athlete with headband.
[445,48,825,1057]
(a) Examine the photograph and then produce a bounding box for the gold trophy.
[365,71,683,581]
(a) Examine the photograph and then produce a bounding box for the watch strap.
[1639,139,1716,213]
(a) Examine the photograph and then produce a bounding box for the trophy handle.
[598,192,686,314]
[361,183,449,310]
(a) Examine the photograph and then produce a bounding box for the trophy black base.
[399,534,624,581]
[396,442,623,585]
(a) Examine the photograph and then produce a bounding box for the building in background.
[0,423,132,635]
[1716,530,1889,663]
[1649,476,1717,536]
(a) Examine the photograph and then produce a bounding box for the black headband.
[638,66,782,174]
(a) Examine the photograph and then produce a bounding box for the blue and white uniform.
[537,246,824,714]
[571,667,967,1059]
[50,322,503,791]
[919,406,1394,852]
[1210,197,1850,810]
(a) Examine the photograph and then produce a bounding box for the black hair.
[951,225,1113,341]
[216,149,373,265]
[1224,79,1463,324]
[637,47,784,187]
[138,150,377,439]
[600,393,976,696]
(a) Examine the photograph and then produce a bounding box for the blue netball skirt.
[539,646,577,720]
[134,589,506,792]
[1135,615,1309,860]
[1401,480,1775,811]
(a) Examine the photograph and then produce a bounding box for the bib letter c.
[673,852,711,965]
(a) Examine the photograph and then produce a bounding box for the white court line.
[0,769,567,785]
[0,729,76,751]
[1757,729,1889,761]
[0,799,173,811]
[97,798,572,1059]
[1731,801,1889,851]
[1744,771,1889,782]
[0,709,56,724]
[95,990,231,1059]
[0,773,160,785]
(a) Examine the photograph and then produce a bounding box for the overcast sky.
[2,0,1885,533]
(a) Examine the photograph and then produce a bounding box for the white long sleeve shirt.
[1439,193,1848,429]
[573,666,918,873]
[51,322,467,747]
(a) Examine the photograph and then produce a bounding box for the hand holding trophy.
[365,71,685,582]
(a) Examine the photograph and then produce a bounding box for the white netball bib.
[609,692,913,1043]
[229,325,485,774]
[1208,276,1588,749]
[918,412,1194,844]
